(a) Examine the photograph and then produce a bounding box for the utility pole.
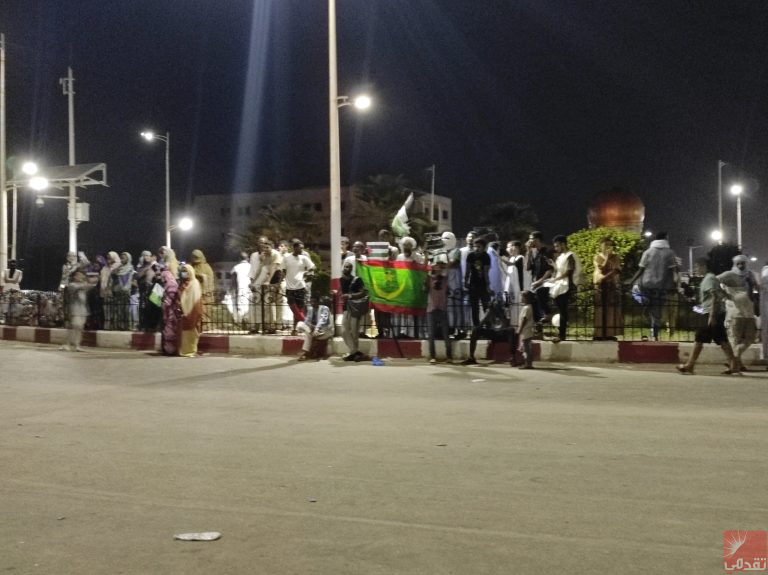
[60,67,77,253]
[0,34,8,273]
[429,164,436,223]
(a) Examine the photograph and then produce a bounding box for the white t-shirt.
[232,261,251,291]
[283,253,315,290]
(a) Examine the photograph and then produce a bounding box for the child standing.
[426,256,453,364]
[517,291,535,369]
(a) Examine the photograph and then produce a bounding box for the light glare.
[29,176,49,191]
[178,217,193,231]
[21,161,39,176]
[353,95,372,110]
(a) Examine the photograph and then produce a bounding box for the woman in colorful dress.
[178,263,203,357]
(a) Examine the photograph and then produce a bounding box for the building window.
[314,203,322,212]
[341,202,346,211]
[442,209,449,220]
[245,206,251,216]
[237,207,243,216]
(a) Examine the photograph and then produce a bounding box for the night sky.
[4,1,768,284]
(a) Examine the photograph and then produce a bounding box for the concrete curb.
[0,326,765,364]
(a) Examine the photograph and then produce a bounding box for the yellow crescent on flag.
[371,276,408,300]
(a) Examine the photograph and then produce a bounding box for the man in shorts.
[677,257,736,375]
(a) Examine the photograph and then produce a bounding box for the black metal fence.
[0,284,728,343]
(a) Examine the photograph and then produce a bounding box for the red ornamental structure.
[587,188,645,233]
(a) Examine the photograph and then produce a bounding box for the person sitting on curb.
[461,298,516,366]
[296,294,333,361]
[677,257,737,375]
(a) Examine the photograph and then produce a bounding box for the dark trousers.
[428,309,452,359]
[468,289,490,327]
[532,285,550,322]
[554,292,570,340]
[286,288,306,324]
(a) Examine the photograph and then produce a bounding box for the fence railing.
[0,284,746,343]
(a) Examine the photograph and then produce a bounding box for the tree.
[227,204,323,254]
[346,174,436,245]
[474,201,539,243]
[567,227,645,286]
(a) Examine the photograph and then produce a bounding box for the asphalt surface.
[1,341,767,574]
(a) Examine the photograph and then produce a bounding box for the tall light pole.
[141,131,171,248]
[428,164,436,223]
[329,0,342,292]
[59,68,77,253]
[1,33,8,273]
[717,160,725,244]
[730,183,743,251]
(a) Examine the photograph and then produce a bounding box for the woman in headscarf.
[163,248,180,277]
[101,251,121,330]
[157,262,180,355]
[111,252,135,330]
[190,249,215,303]
[59,251,89,290]
[85,254,108,330]
[178,263,203,357]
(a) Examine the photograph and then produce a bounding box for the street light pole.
[730,184,743,251]
[164,132,170,248]
[60,67,77,253]
[328,0,342,292]
[429,164,436,223]
[141,131,171,248]
[717,160,725,244]
[0,33,8,273]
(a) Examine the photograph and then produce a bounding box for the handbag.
[149,283,164,307]
[347,295,369,318]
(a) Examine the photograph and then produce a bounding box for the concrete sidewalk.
[1,324,765,366]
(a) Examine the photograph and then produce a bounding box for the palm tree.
[346,174,436,244]
[475,201,540,243]
[228,204,323,253]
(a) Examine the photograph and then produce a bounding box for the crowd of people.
[1,226,766,373]
[52,246,209,356]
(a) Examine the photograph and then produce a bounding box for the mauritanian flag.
[357,260,429,315]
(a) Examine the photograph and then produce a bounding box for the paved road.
[1,341,766,574]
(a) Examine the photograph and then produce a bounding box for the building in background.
[193,187,453,262]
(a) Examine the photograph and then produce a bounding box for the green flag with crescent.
[357,260,428,315]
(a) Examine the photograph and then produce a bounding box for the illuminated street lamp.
[730,183,743,251]
[167,217,193,246]
[711,229,723,242]
[140,130,171,248]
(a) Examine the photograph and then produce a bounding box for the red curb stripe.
[81,331,98,347]
[282,337,303,355]
[34,328,51,344]
[376,339,422,358]
[199,335,229,354]
[485,341,541,363]
[3,326,17,340]
[131,332,157,350]
[618,341,679,363]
